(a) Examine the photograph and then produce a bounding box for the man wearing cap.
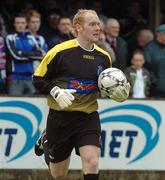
[144,24,165,97]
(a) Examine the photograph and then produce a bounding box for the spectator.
[40,8,62,45]
[0,14,8,37]
[96,30,116,63]
[124,50,151,98]
[0,25,6,93]
[128,28,154,61]
[105,18,128,70]
[137,29,154,48]
[48,16,73,49]
[144,24,165,97]
[26,9,48,69]
[5,13,43,95]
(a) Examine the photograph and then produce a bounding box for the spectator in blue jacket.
[26,9,48,70]
[6,13,43,95]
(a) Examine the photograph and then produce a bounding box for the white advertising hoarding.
[0,97,164,170]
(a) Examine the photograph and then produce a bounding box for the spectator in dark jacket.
[40,8,62,45]
[105,18,128,70]
[128,28,154,61]
[144,24,165,97]
[48,16,73,49]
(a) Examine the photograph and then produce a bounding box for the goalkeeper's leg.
[34,129,46,156]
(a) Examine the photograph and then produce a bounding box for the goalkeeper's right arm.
[32,75,55,94]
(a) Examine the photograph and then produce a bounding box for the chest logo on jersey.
[68,77,97,94]
[83,55,94,60]
[97,65,103,76]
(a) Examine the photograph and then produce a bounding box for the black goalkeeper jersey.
[33,39,111,113]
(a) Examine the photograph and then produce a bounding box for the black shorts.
[46,109,101,163]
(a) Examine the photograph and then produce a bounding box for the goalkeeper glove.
[110,82,130,102]
[50,86,76,109]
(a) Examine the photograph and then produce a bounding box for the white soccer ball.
[98,67,127,96]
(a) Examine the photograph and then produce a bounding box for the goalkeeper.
[33,9,130,180]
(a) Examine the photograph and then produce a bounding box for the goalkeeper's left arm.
[110,82,130,102]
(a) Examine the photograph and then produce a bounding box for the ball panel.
[98,67,127,97]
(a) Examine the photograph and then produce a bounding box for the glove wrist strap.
[50,86,60,98]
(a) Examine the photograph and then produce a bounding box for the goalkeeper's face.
[78,12,101,43]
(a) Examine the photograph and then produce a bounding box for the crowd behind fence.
[0,0,165,98]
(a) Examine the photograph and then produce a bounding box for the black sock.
[84,174,99,180]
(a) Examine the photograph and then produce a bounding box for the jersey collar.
[75,39,95,52]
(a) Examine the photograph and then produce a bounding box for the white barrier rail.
[0,96,164,170]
